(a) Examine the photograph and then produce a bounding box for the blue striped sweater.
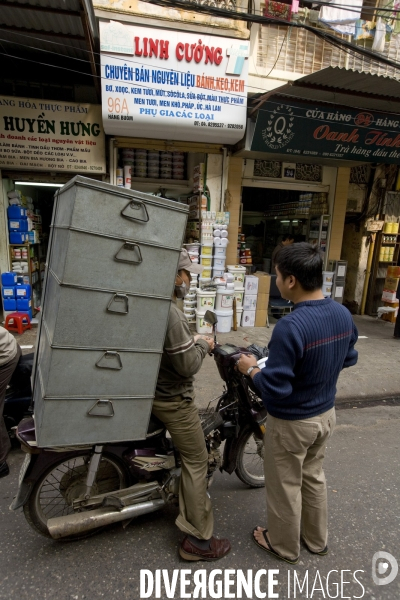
[253,298,358,420]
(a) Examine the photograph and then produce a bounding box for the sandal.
[302,538,328,556]
[252,527,299,565]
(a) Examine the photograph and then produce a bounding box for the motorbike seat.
[146,414,165,437]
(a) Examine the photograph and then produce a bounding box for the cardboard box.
[384,277,399,292]
[256,293,270,310]
[244,275,259,294]
[387,266,400,278]
[381,301,399,323]
[243,294,257,310]
[255,309,268,327]
[241,310,255,327]
[382,289,397,303]
[254,272,271,294]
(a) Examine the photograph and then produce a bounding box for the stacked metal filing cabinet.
[32,176,188,447]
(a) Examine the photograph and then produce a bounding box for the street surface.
[1,404,399,600]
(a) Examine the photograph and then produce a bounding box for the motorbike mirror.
[204,310,218,326]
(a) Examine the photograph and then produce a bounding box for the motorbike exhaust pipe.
[47,498,166,539]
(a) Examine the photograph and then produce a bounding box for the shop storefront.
[0,96,106,317]
[99,19,250,319]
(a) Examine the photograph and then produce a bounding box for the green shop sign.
[251,99,400,164]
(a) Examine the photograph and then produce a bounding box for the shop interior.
[7,181,61,314]
[241,186,330,273]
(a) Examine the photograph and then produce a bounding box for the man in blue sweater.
[237,243,358,564]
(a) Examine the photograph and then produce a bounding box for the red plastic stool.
[4,312,32,335]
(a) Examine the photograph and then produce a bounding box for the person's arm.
[237,319,302,403]
[252,319,303,402]
[165,317,211,378]
[342,322,358,369]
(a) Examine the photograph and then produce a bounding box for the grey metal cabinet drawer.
[48,227,179,297]
[41,271,171,351]
[53,176,188,249]
[34,382,153,448]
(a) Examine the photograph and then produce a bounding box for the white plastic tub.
[227,265,246,289]
[200,254,213,267]
[213,256,226,269]
[201,242,213,255]
[214,247,227,257]
[215,288,234,310]
[212,269,225,278]
[196,310,213,334]
[322,283,332,296]
[215,309,233,333]
[196,288,216,311]
[322,271,335,283]
[233,287,245,308]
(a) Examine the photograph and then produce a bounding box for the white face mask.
[175,274,188,298]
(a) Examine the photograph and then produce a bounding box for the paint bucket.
[215,309,233,333]
[196,310,213,334]
[196,288,216,311]
[200,255,213,267]
[201,243,213,255]
[233,287,245,308]
[214,247,226,257]
[213,256,226,270]
[215,288,234,310]
[227,265,246,289]
[322,283,332,296]
[322,271,335,283]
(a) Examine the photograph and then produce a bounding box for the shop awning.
[236,67,400,166]
[251,67,400,115]
[0,0,100,98]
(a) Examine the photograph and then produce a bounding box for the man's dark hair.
[282,234,294,241]
[275,242,323,291]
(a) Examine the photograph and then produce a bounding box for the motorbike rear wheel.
[235,425,265,488]
[24,452,128,540]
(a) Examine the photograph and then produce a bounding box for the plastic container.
[196,310,213,334]
[2,286,15,298]
[227,265,246,289]
[233,287,245,308]
[215,309,233,333]
[215,288,234,310]
[3,298,17,311]
[322,271,335,283]
[213,269,225,278]
[196,288,216,311]
[7,206,26,219]
[185,243,200,253]
[200,254,213,267]
[213,256,226,269]
[1,272,17,286]
[202,243,213,255]
[15,284,31,298]
[392,222,399,234]
[322,283,332,296]
[202,268,212,278]
[17,298,32,311]
[214,247,226,257]
[235,307,243,325]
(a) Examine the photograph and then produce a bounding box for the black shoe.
[0,461,10,478]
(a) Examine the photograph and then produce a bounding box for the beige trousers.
[264,407,336,560]
[151,397,214,540]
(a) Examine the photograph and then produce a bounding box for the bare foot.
[253,526,270,549]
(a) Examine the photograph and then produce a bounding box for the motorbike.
[12,311,268,541]
[4,352,33,440]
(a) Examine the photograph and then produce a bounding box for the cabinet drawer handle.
[114,242,143,265]
[95,351,123,370]
[121,200,149,223]
[87,399,115,418]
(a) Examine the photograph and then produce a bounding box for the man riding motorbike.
[151,248,231,561]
